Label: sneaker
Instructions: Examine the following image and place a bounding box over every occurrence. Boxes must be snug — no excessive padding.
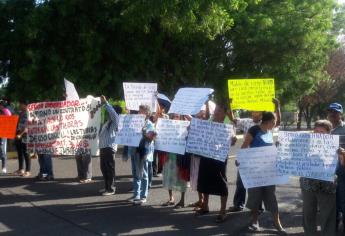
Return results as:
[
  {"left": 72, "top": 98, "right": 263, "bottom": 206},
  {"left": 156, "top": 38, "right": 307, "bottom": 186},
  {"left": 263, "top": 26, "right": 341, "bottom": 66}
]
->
[
  {"left": 133, "top": 198, "right": 145, "bottom": 205},
  {"left": 140, "top": 198, "right": 147, "bottom": 204},
  {"left": 98, "top": 189, "right": 106, "bottom": 193},
  {"left": 2, "top": 168, "right": 6, "bottom": 174},
  {"left": 228, "top": 206, "right": 243, "bottom": 212},
  {"left": 102, "top": 190, "right": 115, "bottom": 196}
]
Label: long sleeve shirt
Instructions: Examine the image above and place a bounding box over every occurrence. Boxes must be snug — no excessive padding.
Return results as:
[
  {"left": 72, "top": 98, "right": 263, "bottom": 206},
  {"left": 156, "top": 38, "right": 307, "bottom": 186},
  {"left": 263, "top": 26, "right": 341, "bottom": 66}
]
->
[{"left": 99, "top": 102, "right": 120, "bottom": 151}]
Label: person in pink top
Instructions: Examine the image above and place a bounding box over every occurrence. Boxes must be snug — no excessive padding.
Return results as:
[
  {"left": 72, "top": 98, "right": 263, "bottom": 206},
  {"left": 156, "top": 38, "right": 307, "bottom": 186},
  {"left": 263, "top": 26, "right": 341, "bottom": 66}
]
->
[{"left": 0, "top": 100, "right": 12, "bottom": 173}]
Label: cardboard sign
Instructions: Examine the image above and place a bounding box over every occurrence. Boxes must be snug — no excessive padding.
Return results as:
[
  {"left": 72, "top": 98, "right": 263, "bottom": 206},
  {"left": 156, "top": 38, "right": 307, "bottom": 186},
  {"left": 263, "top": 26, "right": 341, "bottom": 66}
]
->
[
  {"left": 228, "top": 79, "right": 275, "bottom": 111},
  {"left": 123, "top": 82, "right": 157, "bottom": 111},
  {"left": 114, "top": 114, "right": 146, "bottom": 147},
  {"left": 0, "top": 115, "right": 19, "bottom": 139},
  {"left": 26, "top": 96, "right": 101, "bottom": 156}
]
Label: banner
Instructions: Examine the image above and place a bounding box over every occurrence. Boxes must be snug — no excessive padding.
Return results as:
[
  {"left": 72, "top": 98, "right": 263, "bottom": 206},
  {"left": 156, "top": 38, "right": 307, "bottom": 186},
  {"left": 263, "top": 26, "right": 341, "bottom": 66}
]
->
[
  {"left": 277, "top": 131, "right": 339, "bottom": 181},
  {"left": 155, "top": 118, "right": 190, "bottom": 155},
  {"left": 168, "top": 88, "right": 214, "bottom": 115},
  {"left": 237, "top": 146, "right": 289, "bottom": 188},
  {"left": 186, "top": 118, "right": 233, "bottom": 162},
  {"left": 0, "top": 115, "right": 19, "bottom": 139},
  {"left": 26, "top": 96, "right": 101, "bottom": 156},
  {"left": 114, "top": 114, "right": 146, "bottom": 147},
  {"left": 64, "top": 78, "right": 79, "bottom": 100},
  {"left": 123, "top": 82, "right": 157, "bottom": 111},
  {"left": 228, "top": 78, "right": 275, "bottom": 111}
]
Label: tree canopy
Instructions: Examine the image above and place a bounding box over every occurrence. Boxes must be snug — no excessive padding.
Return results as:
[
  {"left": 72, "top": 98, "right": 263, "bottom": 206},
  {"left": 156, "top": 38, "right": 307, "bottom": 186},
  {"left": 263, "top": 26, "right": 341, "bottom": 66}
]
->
[{"left": 0, "top": 0, "right": 343, "bottom": 107}]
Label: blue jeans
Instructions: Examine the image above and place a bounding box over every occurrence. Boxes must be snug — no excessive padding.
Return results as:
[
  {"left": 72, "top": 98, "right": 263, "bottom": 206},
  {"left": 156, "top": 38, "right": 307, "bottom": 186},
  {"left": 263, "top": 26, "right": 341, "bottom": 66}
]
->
[
  {"left": 38, "top": 154, "right": 53, "bottom": 176},
  {"left": 130, "top": 149, "right": 149, "bottom": 199},
  {"left": 0, "top": 138, "right": 7, "bottom": 169}
]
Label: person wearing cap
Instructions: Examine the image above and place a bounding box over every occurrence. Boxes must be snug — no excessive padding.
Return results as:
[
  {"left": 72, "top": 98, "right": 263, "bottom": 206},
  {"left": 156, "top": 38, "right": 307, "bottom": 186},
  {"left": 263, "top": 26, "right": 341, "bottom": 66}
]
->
[
  {"left": 98, "top": 95, "right": 121, "bottom": 196},
  {"left": 0, "top": 100, "right": 11, "bottom": 173},
  {"left": 327, "top": 102, "right": 345, "bottom": 232},
  {"left": 14, "top": 100, "right": 31, "bottom": 177}
]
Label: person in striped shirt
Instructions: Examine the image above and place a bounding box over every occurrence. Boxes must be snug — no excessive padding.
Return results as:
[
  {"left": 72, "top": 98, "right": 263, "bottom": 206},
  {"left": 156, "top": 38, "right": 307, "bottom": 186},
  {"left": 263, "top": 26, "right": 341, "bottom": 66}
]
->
[{"left": 99, "top": 95, "right": 122, "bottom": 196}]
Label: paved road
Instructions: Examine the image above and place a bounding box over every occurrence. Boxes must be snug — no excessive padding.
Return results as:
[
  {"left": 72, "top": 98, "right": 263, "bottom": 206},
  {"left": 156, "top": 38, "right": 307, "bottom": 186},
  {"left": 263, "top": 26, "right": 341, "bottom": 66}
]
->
[{"left": 0, "top": 141, "right": 335, "bottom": 236}]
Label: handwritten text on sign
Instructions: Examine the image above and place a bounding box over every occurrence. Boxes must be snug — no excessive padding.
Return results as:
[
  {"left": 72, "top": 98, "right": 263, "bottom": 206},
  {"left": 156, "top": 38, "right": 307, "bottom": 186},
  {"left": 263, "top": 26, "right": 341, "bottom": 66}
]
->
[
  {"left": 186, "top": 118, "right": 233, "bottom": 162},
  {"left": 123, "top": 82, "right": 157, "bottom": 111},
  {"left": 168, "top": 88, "right": 214, "bottom": 115},
  {"left": 277, "top": 131, "right": 339, "bottom": 181},
  {"left": 155, "top": 118, "right": 190, "bottom": 155},
  {"left": 27, "top": 96, "right": 101, "bottom": 156},
  {"left": 114, "top": 114, "right": 146, "bottom": 147},
  {"left": 0, "top": 115, "right": 19, "bottom": 139},
  {"left": 237, "top": 146, "right": 289, "bottom": 188},
  {"left": 228, "top": 79, "right": 275, "bottom": 111}
]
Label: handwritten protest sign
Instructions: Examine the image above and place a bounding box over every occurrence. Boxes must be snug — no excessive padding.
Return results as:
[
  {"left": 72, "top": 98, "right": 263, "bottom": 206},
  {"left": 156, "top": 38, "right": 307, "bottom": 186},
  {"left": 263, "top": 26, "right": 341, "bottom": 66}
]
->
[
  {"left": 155, "top": 118, "right": 190, "bottom": 154},
  {"left": 237, "top": 146, "right": 289, "bottom": 188},
  {"left": 168, "top": 88, "right": 214, "bottom": 115},
  {"left": 123, "top": 82, "right": 157, "bottom": 111},
  {"left": 186, "top": 118, "right": 233, "bottom": 162},
  {"left": 228, "top": 78, "right": 275, "bottom": 111},
  {"left": 277, "top": 131, "right": 339, "bottom": 181},
  {"left": 0, "top": 115, "right": 19, "bottom": 139},
  {"left": 26, "top": 96, "right": 101, "bottom": 156},
  {"left": 64, "top": 78, "right": 79, "bottom": 100},
  {"left": 114, "top": 114, "right": 146, "bottom": 147}
]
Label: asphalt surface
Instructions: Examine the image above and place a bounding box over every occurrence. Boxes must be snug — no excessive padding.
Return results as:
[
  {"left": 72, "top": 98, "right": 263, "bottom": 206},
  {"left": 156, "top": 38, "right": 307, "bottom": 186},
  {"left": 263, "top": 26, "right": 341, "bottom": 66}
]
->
[{"left": 0, "top": 139, "right": 339, "bottom": 236}]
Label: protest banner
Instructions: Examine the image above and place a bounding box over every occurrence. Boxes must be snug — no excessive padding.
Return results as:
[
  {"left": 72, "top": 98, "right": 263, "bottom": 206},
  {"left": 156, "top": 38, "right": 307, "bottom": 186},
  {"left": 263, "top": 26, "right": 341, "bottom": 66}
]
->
[
  {"left": 123, "top": 82, "right": 157, "bottom": 111},
  {"left": 228, "top": 78, "right": 275, "bottom": 111},
  {"left": 64, "top": 78, "right": 79, "bottom": 100},
  {"left": 237, "top": 146, "right": 289, "bottom": 188},
  {"left": 114, "top": 114, "right": 146, "bottom": 147},
  {"left": 168, "top": 88, "right": 214, "bottom": 115},
  {"left": 186, "top": 118, "right": 233, "bottom": 162},
  {"left": 0, "top": 115, "right": 19, "bottom": 139},
  {"left": 277, "top": 131, "right": 339, "bottom": 181},
  {"left": 155, "top": 118, "right": 190, "bottom": 154},
  {"left": 26, "top": 96, "right": 101, "bottom": 156}
]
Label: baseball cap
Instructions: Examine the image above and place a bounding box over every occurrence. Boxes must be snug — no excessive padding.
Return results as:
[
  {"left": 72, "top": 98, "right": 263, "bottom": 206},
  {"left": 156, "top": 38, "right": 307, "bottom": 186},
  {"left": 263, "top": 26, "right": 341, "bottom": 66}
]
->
[{"left": 327, "top": 103, "right": 343, "bottom": 113}]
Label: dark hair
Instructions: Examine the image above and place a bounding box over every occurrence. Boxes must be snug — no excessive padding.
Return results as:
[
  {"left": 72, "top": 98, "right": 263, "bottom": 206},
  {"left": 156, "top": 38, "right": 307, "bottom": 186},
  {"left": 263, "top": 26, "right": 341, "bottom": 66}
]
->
[
  {"left": 261, "top": 111, "right": 275, "bottom": 123},
  {"left": 314, "top": 119, "right": 332, "bottom": 132},
  {"left": 113, "top": 105, "right": 122, "bottom": 114},
  {"left": 215, "top": 102, "right": 228, "bottom": 113}
]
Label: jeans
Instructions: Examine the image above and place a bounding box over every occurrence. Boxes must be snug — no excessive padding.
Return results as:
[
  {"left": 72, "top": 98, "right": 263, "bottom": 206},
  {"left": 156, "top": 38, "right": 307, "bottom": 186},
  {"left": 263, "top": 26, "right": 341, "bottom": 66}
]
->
[
  {"left": 15, "top": 138, "right": 30, "bottom": 172},
  {"left": 130, "top": 149, "right": 149, "bottom": 199},
  {"left": 233, "top": 171, "right": 246, "bottom": 209},
  {"left": 38, "top": 154, "right": 53, "bottom": 176},
  {"left": 148, "top": 161, "right": 153, "bottom": 188},
  {"left": 100, "top": 148, "right": 115, "bottom": 192},
  {"left": 0, "top": 138, "right": 7, "bottom": 169},
  {"left": 75, "top": 154, "right": 92, "bottom": 180}
]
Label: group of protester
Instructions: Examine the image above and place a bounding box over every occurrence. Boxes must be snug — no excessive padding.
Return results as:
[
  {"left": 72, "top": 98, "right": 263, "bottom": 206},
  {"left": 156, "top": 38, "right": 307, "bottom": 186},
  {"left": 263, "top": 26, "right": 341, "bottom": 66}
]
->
[{"left": 2, "top": 93, "right": 345, "bottom": 236}]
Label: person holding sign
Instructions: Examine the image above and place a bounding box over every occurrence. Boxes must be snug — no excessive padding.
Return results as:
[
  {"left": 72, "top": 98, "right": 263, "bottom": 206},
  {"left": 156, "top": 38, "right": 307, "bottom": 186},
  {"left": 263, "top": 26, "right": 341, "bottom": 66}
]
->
[
  {"left": 228, "top": 98, "right": 281, "bottom": 213},
  {"left": 326, "top": 102, "right": 345, "bottom": 232},
  {"left": 98, "top": 95, "right": 121, "bottom": 196},
  {"left": 196, "top": 102, "right": 237, "bottom": 223},
  {"left": 0, "top": 100, "right": 12, "bottom": 173},
  {"left": 132, "top": 105, "right": 156, "bottom": 205},
  {"left": 14, "top": 100, "right": 31, "bottom": 177},
  {"left": 241, "top": 111, "right": 285, "bottom": 233},
  {"left": 300, "top": 120, "right": 339, "bottom": 236}
]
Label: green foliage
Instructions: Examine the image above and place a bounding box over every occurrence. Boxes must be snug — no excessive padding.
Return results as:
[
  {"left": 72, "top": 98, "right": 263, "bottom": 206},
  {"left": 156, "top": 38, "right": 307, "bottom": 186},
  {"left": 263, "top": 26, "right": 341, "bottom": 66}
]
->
[{"left": 0, "top": 0, "right": 343, "bottom": 109}]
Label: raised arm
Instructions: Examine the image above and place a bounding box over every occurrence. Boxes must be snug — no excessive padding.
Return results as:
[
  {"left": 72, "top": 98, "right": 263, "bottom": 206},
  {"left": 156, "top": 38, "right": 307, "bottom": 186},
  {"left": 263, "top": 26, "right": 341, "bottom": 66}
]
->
[
  {"left": 226, "top": 98, "right": 238, "bottom": 124},
  {"left": 101, "top": 95, "right": 119, "bottom": 126},
  {"left": 273, "top": 98, "right": 281, "bottom": 127}
]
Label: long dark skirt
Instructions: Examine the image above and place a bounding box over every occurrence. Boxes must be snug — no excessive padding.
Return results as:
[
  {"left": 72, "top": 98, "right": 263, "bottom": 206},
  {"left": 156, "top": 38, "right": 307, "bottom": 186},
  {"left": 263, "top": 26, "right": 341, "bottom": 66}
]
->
[{"left": 197, "top": 157, "right": 228, "bottom": 196}]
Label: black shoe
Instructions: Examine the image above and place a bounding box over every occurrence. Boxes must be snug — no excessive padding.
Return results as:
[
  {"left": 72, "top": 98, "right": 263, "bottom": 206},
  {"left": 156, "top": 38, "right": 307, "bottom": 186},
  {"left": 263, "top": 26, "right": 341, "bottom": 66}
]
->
[{"left": 228, "top": 206, "right": 243, "bottom": 212}]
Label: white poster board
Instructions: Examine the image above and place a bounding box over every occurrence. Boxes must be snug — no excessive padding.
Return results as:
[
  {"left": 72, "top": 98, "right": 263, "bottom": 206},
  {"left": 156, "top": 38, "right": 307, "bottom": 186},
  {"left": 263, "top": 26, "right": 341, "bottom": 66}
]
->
[
  {"left": 27, "top": 96, "right": 101, "bottom": 156},
  {"left": 123, "top": 82, "right": 157, "bottom": 111},
  {"left": 155, "top": 118, "right": 190, "bottom": 155},
  {"left": 186, "top": 118, "right": 233, "bottom": 162},
  {"left": 237, "top": 146, "right": 289, "bottom": 188},
  {"left": 168, "top": 88, "right": 214, "bottom": 115},
  {"left": 277, "top": 131, "right": 339, "bottom": 181},
  {"left": 64, "top": 78, "right": 79, "bottom": 100},
  {"left": 114, "top": 114, "right": 146, "bottom": 147}
]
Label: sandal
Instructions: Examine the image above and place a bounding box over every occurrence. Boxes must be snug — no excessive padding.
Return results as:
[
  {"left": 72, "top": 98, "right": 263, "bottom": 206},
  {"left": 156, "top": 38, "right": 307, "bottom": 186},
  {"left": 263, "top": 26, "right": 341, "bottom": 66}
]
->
[
  {"left": 195, "top": 208, "right": 209, "bottom": 216},
  {"left": 215, "top": 213, "right": 227, "bottom": 223},
  {"left": 162, "top": 201, "right": 175, "bottom": 206},
  {"left": 174, "top": 202, "right": 185, "bottom": 209},
  {"left": 188, "top": 201, "right": 201, "bottom": 208}
]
